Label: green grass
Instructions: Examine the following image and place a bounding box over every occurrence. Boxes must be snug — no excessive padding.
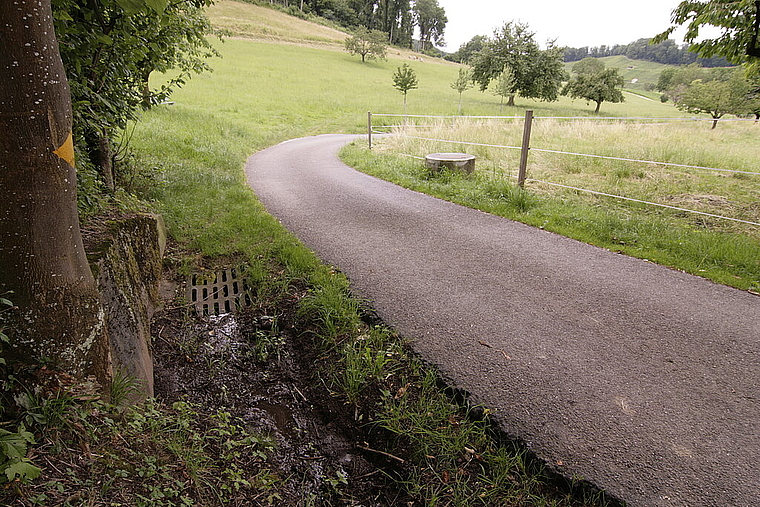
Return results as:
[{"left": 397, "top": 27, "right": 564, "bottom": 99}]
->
[
  {"left": 113, "top": 7, "right": 754, "bottom": 503},
  {"left": 207, "top": 0, "right": 348, "bottom": 46},
  {"left": 340, "top": 138, "right": 760, "bottom": 291},
  {"left": 3, "top": 384, "right": 278, "bottom": 505}
]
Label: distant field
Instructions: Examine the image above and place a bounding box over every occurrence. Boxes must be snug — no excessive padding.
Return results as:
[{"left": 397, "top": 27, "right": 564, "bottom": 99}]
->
[
  {"left": 136, "top": 4, "right": 758, "bottom": 289},
  {"left": 207, "top": 0, "right": 347, "bottom": 46},
  {"left": 564, "top": 55, "right": 677, "bottom": 91}
]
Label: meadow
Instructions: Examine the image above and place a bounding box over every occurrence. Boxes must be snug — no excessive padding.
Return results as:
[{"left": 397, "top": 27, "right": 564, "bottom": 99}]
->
[
  {"left": 119, "top": 1, "right": 758, "bottom": 503},
  {"left": 347, "top": 116, "right": 760, "bottom": 290},
  {"left": 134, "top": 31, "right": 719, "bottom": 266}
]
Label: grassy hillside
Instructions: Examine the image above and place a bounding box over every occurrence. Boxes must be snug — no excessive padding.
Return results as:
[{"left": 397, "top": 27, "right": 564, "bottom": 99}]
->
[
  {"left": 599, "top": 55, "right": 670, "bottom": 89},
  {"left": 564, "top": 55, "right": 677, "bottom": 91},
  {"left": 159, "top": 37, "right": 684, "bottom": 139},
  {"left": 207, "top": 0, "right": 347, "bottom": 47},
  {"left": 206, "top": 0, "right": 435, "bottom": 63}
]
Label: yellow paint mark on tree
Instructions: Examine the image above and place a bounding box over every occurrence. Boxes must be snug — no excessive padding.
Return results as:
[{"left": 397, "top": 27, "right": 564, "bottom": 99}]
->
[{"left": 53, "top": 132, "right": 75, "bottom": 167}]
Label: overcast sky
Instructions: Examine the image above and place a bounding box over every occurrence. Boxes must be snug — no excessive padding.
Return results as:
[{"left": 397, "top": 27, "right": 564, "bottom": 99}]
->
[{"left": 436, "top": 0, "right": 687, "bottom": 51}]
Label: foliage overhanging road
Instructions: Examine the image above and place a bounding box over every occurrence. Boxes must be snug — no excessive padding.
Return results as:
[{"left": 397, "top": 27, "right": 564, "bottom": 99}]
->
[{"left": 245, "top": 134, "right": 759, "bottom": 507}]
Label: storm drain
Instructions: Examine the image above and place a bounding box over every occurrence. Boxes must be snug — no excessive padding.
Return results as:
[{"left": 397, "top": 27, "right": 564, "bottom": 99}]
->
[{"left": 186, "top": 266, "right": 252, "bottom": 316}]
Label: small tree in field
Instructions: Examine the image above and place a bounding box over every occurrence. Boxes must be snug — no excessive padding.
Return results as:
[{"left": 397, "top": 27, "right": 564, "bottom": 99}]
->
[
  {"left": 393, "top": 63, "right": 418, "bottom": 113},
  {"left": 492, "top": 65, "right": 516, "bottom": 112},
  {"left": 676, "top": 72, "right": 752, "bottom": 128},
  {"left": 562, "top": 66, "right": 625, "bottom": 113},
  {"left": 451, "top": 68, "right": 472, "bottom": 115},
  {"left": 345, "top": 27, "right": 388, "bottom": 63}
]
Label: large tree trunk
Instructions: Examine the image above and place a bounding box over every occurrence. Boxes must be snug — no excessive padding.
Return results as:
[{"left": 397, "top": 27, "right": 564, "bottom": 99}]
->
[
  {"left": 0, "top": 0, "right": 111, "bottom": 384},
  {"left": 507, "top": 94, "right": 515, "bottom": 107}
]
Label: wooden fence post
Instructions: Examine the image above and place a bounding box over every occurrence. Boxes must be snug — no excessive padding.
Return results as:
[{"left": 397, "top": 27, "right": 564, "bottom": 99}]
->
[
  {"left": 368, "top": 111, "right": 373, "bottom": 150},
  {"left": 518, "top": 110, "right": 533, "bottom": 188}
]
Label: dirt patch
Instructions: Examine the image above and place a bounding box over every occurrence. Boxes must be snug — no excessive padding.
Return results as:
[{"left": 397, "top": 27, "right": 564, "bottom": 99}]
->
[{"left": 151, "top": 276, "right": 407, "bottom": 505}]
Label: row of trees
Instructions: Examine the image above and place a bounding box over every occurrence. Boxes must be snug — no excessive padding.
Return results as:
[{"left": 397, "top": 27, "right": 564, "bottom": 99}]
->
[
  {"left": 380, "top": 22, "right": 626, "bottom": 114},
  {"left": 280, "top": 0, "right": 447, "bottom": 49},
  {"left": 378, "top": 22, "right": 625, "bottom": 115},
  {"left": 563, "top": 38, "right": 731, "bottom": 67}
]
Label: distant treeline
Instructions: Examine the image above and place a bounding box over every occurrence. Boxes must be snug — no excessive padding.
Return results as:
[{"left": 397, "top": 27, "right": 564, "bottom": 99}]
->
[
  {"left": 563, "top": 38, "right": 732, "bottom": 67},
  {"left": 251, "top": 0, "right": 447, "bottom": 50}
]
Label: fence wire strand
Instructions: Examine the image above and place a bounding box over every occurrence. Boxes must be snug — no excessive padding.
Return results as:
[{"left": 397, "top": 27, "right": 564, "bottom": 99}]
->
[
  {"left": 530, "top": 147, "right": 760, "bottom": 176},
  {"left": 379, "top": 130, "right": 760, "bottom": 177},
  {"left": 368, "top": 113, "right": 759, "bottom": 227},
  {"left": 524, "top": 179, "right": 760, "bottom": 227},
  {"left": 401, "top": 134, "right": 523, "bottom": 151},
  {"left": 373, "top": 112, "right": 760, "bottom": 123}
]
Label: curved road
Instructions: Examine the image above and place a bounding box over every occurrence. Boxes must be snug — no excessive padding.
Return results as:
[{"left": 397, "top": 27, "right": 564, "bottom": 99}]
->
[{"left": 245, "top": 134, "right": 759, "bottom": 507}]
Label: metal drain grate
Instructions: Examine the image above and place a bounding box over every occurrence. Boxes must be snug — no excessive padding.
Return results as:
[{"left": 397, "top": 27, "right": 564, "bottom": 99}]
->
[{"left": 187, "top": 267, "right": 251, "bottom": 316}]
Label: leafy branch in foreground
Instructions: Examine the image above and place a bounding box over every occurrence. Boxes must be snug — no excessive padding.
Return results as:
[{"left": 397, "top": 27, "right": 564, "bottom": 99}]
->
[
  {"left": 52, "top": 0, "right": 224, "bottom": 192},
  {"left": 655, "top": 0, "right": 760, "bottom": 77}
]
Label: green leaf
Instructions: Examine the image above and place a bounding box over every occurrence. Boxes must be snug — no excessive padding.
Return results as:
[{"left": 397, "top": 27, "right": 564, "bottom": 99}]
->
[
  {"left": 4, "top": 459, "right": 42, "bottom": 483},
  {"left": 114, "top": 0, "right": 146, "bottom": 14},
  {"left": 96, "top": 34, "right": 114, "bottom": 45},
  {"left": 145, "top": 0, "right": 168, "bottom": 14}
]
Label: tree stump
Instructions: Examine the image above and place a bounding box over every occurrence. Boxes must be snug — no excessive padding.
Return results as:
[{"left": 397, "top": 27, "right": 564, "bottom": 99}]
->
[{"left": 425, "top": 152, "right": 476, "bottom": 174}]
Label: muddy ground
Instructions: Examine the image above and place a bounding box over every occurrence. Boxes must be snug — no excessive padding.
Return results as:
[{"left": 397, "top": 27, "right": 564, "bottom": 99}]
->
[{"left": 151, "top": 280, "right": 409, "bottom": 506}]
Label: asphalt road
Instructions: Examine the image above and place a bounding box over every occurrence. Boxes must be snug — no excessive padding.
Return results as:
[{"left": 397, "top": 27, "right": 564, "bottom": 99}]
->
[{"left": 245, "top": 134, "right": 760, "bottom": 507}]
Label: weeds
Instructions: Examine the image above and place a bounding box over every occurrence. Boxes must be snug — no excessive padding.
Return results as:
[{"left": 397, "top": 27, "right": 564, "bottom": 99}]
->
[
  {"left": 301, "top": 292, "right": 614, "bottom": 506},
  {"left": 483, "top": 179, "right": 538, "bottom": 212},
  {"left": 106, "top": 21, "right": 634, "bottom": 505},
  {"left": 109, "top": 368, "right": 141, "bottom": 406}
]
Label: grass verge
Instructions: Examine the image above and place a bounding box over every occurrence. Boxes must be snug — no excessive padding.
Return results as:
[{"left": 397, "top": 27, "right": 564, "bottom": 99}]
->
[
  {"left": 2, "top": 36, "right": 620, "bottom": 507},
  {"left": 340, "top": 138, "right": 760, "bottom": 292},
  {"left": 0, "top": 364, "right": 280, "bottom": 506}
]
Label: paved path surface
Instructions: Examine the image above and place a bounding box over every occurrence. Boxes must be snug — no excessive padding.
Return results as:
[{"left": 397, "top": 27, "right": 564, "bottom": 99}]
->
[{"left": 245, "top": 134, "right": 760, "bottom": 507}]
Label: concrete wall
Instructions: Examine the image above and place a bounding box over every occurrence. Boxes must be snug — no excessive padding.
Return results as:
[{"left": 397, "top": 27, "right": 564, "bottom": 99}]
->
[{"left": 88, "top": 214, "right": 166, "bottom": 398}]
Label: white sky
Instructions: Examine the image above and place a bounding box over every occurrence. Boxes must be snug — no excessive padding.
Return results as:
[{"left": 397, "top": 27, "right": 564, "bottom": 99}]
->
[{"left": 436, "top": 0, "right": 687, "bottom": 51}]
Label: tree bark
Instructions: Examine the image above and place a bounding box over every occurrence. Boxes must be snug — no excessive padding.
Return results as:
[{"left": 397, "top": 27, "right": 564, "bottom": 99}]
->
[
  {"left": 0, "top": 0, "right": 111, "bottom": 383},
  {"left": 595, "top": 101, "right": 601, "bottom": 113},
  {"left": 507, "top": 94, "right": 515, "bottom": 107}
]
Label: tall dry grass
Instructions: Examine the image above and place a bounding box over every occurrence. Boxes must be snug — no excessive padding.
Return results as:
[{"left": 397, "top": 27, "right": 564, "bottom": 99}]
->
[{"left": 374, "top": 117, "right": 760, "bottom": 227}]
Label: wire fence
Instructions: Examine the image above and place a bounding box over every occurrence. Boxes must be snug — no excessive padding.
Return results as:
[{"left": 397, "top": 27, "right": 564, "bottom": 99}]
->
[{"left": 366, "top": 111, "right": 760, "bottom": 227}]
